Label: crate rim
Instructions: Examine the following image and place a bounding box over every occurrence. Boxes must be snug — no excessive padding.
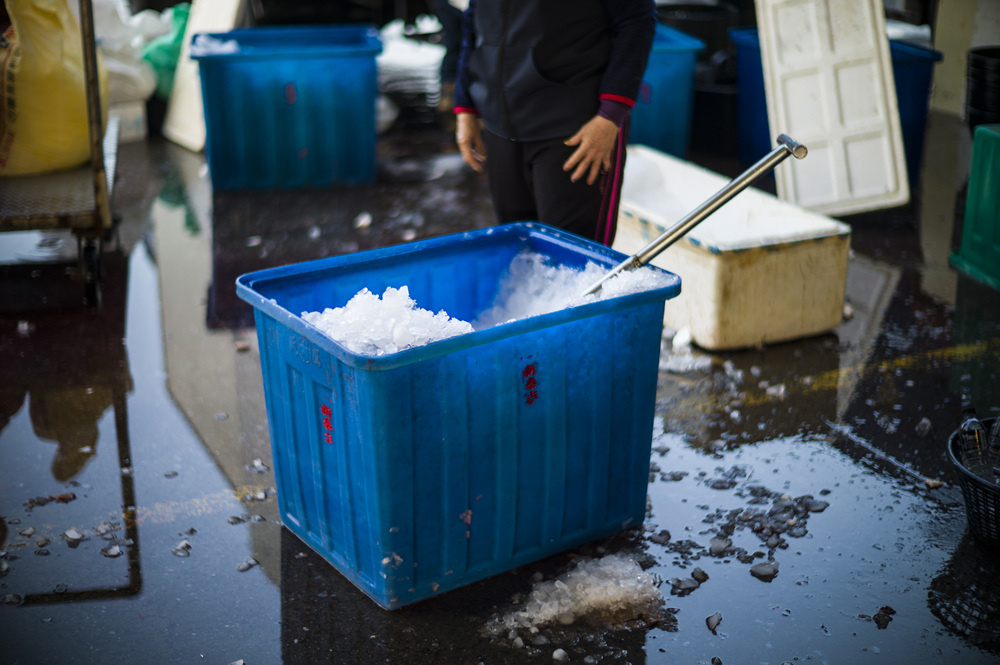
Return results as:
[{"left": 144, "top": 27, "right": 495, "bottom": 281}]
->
[
  {"left": 190, "top": 23, "right": 383, "bottom": 61},
  {"left": 651, "top": 22, "right": 706, "bottom": 53},
  {"left": 236, "top": 222, "right": 681, "bottom": 371}
]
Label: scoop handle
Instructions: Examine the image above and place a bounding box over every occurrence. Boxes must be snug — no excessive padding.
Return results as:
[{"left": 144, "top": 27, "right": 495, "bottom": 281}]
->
[{"left": 580, "top": 134, "right": 808, "bottom": 297}]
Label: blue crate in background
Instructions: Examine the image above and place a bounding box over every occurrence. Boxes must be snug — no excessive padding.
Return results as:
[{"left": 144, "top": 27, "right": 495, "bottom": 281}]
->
[
  {"left": 730, "top": 28, "right": 943, "bottom": 181},
  {"left": 191, "top": 25, "right": 382, "bottom": 190},
  {"left": 629, "top": 23, "right": 705, "bottom": 158},
  {"left": 236, "top": 223, "right": 681, "bottom": 609}
]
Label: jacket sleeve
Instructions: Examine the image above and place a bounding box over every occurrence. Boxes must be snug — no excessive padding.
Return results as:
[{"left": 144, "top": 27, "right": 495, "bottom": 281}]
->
[
  {"left": 598, "top": 0, "right": 656, "bottom": 108},
  {"left": 452, "top": 0, "right": 478, "bottom": 113}
]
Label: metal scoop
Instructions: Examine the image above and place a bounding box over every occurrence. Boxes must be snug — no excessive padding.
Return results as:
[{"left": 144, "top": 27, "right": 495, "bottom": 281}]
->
[{"left": 580, "top": 134, "right": 808, "bottom": 297}]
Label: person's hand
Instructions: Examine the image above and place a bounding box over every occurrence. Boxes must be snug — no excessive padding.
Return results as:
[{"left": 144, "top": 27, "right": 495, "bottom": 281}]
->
[
  {"left": 456, "top": 113, "right": 486, "bottom": 173},
  {"left": 563, "top": 115, "right": 618, "bottom": 185}
]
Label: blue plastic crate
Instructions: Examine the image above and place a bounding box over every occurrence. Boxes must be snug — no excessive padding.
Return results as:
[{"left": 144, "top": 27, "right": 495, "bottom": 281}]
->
[
  {"left": 191, "top": 25, "right": 382, "bottom": 190},
  {"left": 730, "top": 28, "right": 942, "bottom": 179},
  {"left": 629, "top": 23, "right": 704, "bottom": 157},
  {"left": 236, "top": 223, "right": 681, "bottom": 609}
]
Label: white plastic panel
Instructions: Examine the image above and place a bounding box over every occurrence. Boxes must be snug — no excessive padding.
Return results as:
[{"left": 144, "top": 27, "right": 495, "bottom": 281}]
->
[{"left": 756, "top": 0, "right": 909, "bottom": 215}]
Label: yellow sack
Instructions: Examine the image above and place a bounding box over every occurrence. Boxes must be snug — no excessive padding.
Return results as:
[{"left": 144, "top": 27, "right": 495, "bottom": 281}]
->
[{"left": 1, "top": 0, "right": 109, "bottom": 176}]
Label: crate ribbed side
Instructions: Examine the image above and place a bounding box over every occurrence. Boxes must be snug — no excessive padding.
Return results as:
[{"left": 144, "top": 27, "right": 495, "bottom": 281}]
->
[{"left": 254, "top": 301, "right": 663, "bottom": 609}]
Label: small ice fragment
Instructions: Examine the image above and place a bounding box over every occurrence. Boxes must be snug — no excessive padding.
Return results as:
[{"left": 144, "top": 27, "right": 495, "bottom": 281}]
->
[
  {"left": 101, "top": 544, "right": 123, "bottom": 558},
  {"left": 353, "top": 211, "right": 373, "bottom": 228},
  {"left": 672, "top": 327, "right": 693, "bottom": 348},
  {"left": 709, "top": 537, "right": 732, "bottom": 556},
  {"left": 750, "top": 561, "right": 779, "bottom": 582},
  {"left": 246, "top": 235, "right": 262, "bottom": 247},
  {"left": 248, "top": 458, "right": 269, "bottom": 473},
  {"left": 553, "top": 648, "right": 569, "bottom": 661},
  {"left": 766, "top": 384, "right": 787, "bottom": 399},
  {"left": 63, "top": 528, "right": 84, "bottom": 542},
  {"left": 172, "top": 539, "right": 192, "bottom": 557},
  {"left": 706, "top": 611, "right": 722, "bottom": 634},
  {"left": 401, "top": 229, "right": 417, "bottom": 241},
  {"left": 190, "top": 34, "right": 239, "bottom": 56},
  {"left": 19, "top": 527, "right": 35, "bottom": 538},
  {"left": 17, "top": 320, "right": 34, "bottom": 337},
  {"left": 237, "top": 557, "right": 259, "bottom": 572},
  {"left": 308, "top": 226, "right": 321, "bottom": 240}
]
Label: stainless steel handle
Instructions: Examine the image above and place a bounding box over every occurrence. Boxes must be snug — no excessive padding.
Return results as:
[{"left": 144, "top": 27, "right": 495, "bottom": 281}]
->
[{"left": 580, "top": 134, "right": 808, "bottom": 297}]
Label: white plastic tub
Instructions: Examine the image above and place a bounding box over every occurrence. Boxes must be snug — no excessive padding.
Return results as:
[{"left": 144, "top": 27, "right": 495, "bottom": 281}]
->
[{"left": 614, "top": 145, "right": 851, "bottom": 351}]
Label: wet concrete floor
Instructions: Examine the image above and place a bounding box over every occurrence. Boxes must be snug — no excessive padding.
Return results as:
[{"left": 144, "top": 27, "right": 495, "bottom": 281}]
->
[{"left": 2, "top": 108, "right": 1000, "bottom": 664}]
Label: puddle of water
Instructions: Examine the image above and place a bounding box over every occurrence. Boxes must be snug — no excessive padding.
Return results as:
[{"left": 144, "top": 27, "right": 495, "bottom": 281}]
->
[
  {"left": 1, "top": 245, "right": 281, "bottom": 665},
  {"left": 641, "top": 417, "right": 998, "bottom": 664}
]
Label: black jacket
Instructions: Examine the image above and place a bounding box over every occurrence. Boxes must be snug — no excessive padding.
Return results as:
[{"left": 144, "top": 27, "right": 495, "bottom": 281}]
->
[{"left": 454, "top": 0, "right": 656, "bottom": 141}]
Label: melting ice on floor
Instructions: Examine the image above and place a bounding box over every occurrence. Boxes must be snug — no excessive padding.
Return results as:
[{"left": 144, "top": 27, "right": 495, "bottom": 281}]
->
[
  {"left": 488, "top": 552, "right": 664, "bottom": 635},
  {"left": 302, "top": 250, "right": 673, "bottom": 355}
]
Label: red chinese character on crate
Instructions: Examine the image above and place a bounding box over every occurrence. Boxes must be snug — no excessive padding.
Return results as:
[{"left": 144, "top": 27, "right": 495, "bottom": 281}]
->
[
  {"left": 320, "top": 404, "right": 334, "bottom": 444},
  {"left": 522, "top": 362, "right": 538, "bottom": 404}
]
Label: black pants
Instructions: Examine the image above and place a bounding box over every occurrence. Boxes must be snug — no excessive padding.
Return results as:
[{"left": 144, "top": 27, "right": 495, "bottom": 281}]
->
[{"left": 482, "top": 118, "right": 630, "bottom": 246}]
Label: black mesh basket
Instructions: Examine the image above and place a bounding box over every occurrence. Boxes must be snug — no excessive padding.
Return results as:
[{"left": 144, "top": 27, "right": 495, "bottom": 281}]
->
[{"left": 948, "top": 418, "right": 1000, "bottom": 549}]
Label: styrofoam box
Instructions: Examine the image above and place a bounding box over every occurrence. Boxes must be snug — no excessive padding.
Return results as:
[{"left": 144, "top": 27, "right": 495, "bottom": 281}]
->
[
  {"left": 614, "top": 145, "right": 851, "bottom": 351},
  {"left": 236, "top": 223, "right": 681, "bottom": 609}
]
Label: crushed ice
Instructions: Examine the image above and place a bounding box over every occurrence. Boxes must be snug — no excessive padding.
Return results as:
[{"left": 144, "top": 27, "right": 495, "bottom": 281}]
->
[
  {"left": 487, "top": 552, "right": 663, "bottom": 636},
  {"left": 303, "top": 251, "right": 673, "bottom": 356},
  {"left": 473, "top": 251, "right": 671, "bottom": 328},
  {"left": 303, "top": 285, "right": 474, "bottom": 356}
]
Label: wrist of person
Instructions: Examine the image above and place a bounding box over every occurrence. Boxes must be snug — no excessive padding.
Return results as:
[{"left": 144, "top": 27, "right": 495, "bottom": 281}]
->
[{"left": 596, "top": 99, "right": 630, "bottom": 128}]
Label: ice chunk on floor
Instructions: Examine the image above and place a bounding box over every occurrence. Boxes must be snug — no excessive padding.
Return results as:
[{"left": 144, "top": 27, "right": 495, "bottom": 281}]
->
[
  {"left": 302, "top": 285, "right": 474, "bottom": 356},
  {"left": 488, "top": 553, "right": 663, "bottom": 634}
]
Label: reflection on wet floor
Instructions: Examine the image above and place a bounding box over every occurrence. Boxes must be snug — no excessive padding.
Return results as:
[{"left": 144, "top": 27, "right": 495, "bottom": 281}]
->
[{"left": 2, "top": 110, "right": 1000, "bottom": 663}]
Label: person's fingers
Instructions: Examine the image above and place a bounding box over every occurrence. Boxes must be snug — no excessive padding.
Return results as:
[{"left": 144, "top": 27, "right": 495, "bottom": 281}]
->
[
  {"left": 460, "top": 142, "right": 486, "bottom": 172},
  {"left": 456, "top": 114, "right": 486, "bottom": 172},
  {"left": 563, "top": 116, "right": 617, "bottom": 183},
  {"left": 562, "top": 132, "right": 584, "bottom": 173}
]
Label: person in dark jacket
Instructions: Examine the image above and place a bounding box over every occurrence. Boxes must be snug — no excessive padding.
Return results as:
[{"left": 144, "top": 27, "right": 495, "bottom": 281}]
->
[{"left": 453, "top": 0, "right": 656, "bottom": 246}]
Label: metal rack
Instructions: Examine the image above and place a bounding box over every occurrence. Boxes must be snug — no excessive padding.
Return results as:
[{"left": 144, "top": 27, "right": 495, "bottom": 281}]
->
[{"left": 0, "top": 0, "right": 119, "bottom": 304}]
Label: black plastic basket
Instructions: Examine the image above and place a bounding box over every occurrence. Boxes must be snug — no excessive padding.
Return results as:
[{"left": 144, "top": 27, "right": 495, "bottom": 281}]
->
[{"left": 948, "top": 418, "right": 1000, "bottom": 549}]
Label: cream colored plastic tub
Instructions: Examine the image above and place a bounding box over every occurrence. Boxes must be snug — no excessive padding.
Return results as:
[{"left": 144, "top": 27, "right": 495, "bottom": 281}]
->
[{"left": 615, "top": 145, "right": 851, "bottom": 351}]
